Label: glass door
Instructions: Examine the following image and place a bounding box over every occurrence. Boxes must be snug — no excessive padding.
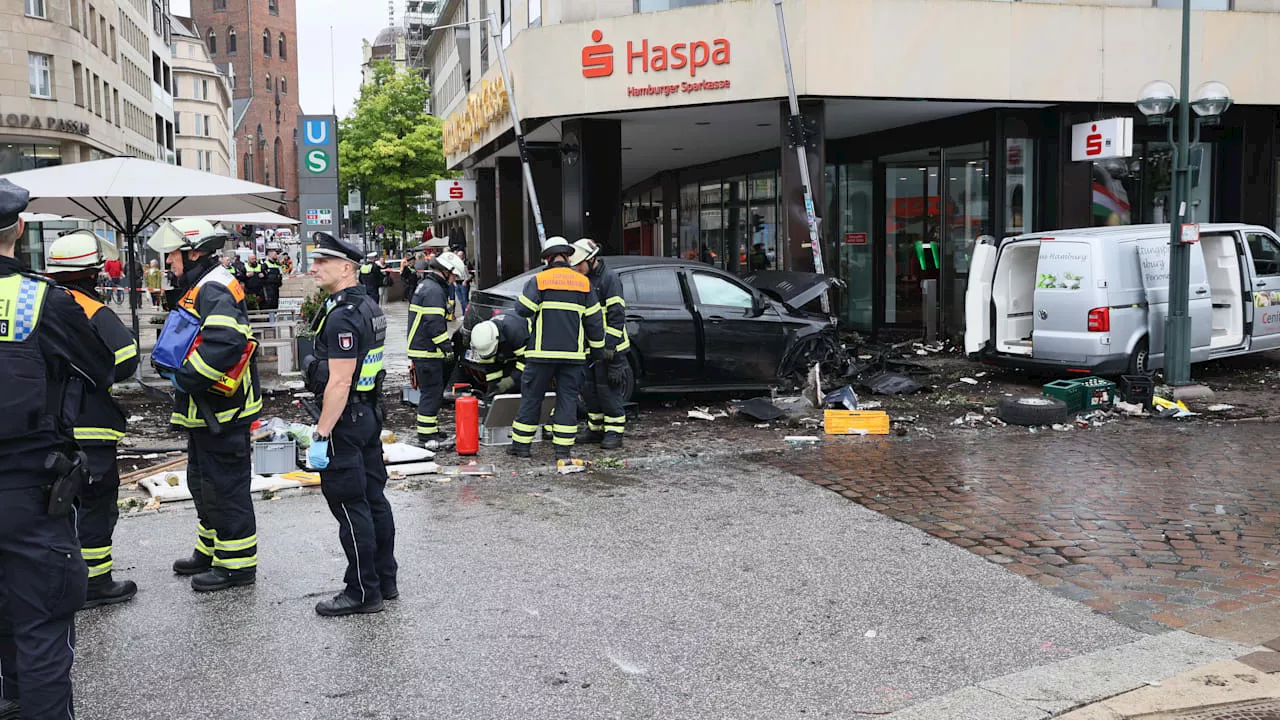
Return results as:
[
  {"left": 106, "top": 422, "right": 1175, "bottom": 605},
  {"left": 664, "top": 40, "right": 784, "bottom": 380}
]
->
[
  {"left": 941, "top": 143, "right": 990, "bottom": 338},
  {"left": 883, "top": 150, "right": 940, "bottom": 327}
]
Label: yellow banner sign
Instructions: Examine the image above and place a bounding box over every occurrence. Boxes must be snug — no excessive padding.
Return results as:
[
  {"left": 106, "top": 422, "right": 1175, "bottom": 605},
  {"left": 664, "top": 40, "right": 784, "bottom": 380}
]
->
[{"left": 442, "top": 76, "right": 509, "bottom": 156}]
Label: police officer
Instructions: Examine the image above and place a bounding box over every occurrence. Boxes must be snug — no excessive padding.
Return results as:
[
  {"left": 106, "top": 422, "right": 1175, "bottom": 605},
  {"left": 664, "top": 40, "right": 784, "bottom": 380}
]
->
[
  {"left": 42, "top": 230, "right": 142, "bottom": 609},
  {"left": 466, "top": 313, "right": 530, "bottom": 400},
  {"left": 407, "top": 250, "right": 468, "bottom": 450},
  {"left": 303, "top": 233, "right": 397, "bottom": 617},
  {"left": 510, "top": 236, "right": 606, "bottom": 460},
  {"left": 262, "top": 248, "right": 285, "bottom": 311},
  {"left": 148, "top": 218, "right": 262, "bottom": 593},
  {"left": 359, "top": 252, "right": 384, "bottom": 304},
  {"left": 241, "top": 253, "right": 267, "bottom": 308},
  {"left": 571, "top": 238, "right": 632, "bottom": 451},
  {"left": 0, "top": 179, "right": 113, "bottom": 720}
]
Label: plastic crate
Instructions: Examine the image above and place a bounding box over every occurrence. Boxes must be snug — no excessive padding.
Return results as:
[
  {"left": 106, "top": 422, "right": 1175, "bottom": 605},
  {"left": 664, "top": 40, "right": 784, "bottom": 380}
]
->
[
  {"left": 1042, "top": 379, "right": 1085, "bottom": 412},
  {"left": 253, "top": 440, "right": 297, "bottom": 475},
  {"left": 1118, "top": 374, "right": 1154, "bottom": 406},
  {"left": 1080, "top": 377, "right": 1116, "bottom": 410},
  {"left": 823, "top": 410, "right": 890, "bottom": 435}
]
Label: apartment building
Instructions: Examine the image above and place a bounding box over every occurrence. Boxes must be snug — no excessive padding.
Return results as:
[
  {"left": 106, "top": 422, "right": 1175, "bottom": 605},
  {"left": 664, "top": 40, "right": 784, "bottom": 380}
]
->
[
  {"left": 171, "top": 15, "right": 235, "bottom": 176},
  {"left": 430, "top": 0, "right": 1280, "bottom": 337}
]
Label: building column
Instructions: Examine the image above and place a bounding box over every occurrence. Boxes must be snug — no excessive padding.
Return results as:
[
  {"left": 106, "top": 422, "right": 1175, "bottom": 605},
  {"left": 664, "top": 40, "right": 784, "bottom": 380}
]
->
[
  {"left": 662, "top": 172, "right": 680, "bottom": 258},
  {"left": 561, "top": 119, "right": 623, "bottom": 252},
  {"left": 496, "top": 157, "right": 525, "bottom": 281},
  {"left": 779, "top": 99, "right": 826, "bottom": 272},
  {"left": 526, "top": 150, "right": 562, "bottom": 265},
  {"left": 475, "top": 167, "right": 498, "bottom": 288}
]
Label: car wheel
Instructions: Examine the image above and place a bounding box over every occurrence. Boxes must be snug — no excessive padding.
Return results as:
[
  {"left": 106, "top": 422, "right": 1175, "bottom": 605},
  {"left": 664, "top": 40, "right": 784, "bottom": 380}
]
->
[
  {"left": 617, "top": 357, "right": 636, "bottom": 403},
  {"left": 1127, "top": 338, "right": 1152, "bottom": 376},
  {"left": 997, "top": 396, "right": 1070, "bottom": 427}
]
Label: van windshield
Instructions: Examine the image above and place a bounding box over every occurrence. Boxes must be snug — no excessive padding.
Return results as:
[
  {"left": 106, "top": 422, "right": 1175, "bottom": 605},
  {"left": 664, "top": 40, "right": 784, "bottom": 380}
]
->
[{"left": 1036, "top": 242, "right": 1091, "bottom": 292}]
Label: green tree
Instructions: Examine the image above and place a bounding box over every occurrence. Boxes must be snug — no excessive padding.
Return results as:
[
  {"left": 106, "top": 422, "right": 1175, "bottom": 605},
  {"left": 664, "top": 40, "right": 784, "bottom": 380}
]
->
[{"left": 339, "top": 60, "right": 447, "bottom": 242}]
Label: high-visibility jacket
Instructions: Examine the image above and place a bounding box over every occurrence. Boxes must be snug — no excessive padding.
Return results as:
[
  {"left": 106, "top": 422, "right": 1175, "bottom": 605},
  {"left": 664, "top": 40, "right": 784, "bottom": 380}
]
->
[
  {"left": 168, "top": 264, "right": 262, "bottom": 430},
  {"left": 407, "top": 272, "right": 450, "bottom": 360},
  {"left": 515, "top": 260, "right": 605, "bottom": 363},
  {"left": 468, "top": 312, "right": 529, "bottom": 384},
  {"left": 67, "top": 287, "right": 139, "bottom": 445},
  {"left": 587, "top": 260, "right": 630, "bottom": 354},
  {"left": 263, "top": 260, "right": 284, "bottom": 288}
]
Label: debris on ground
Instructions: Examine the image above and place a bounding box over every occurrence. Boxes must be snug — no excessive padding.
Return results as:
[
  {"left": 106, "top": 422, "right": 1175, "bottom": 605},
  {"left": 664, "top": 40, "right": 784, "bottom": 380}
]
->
[
  {"left": 1114, "top": 401, "right": 1146, "bottom": 416},
  {"left": 862, "top": 372, "right": 925, "bottom": 396},
  {"left": 556, "top": 459, "right": 589, "bottom": 474},
  {"left": 1206, "top": 403, "right": 1235, "bottom": 412},
  {"left": 688, "top": 407, "right": 728, "bottom": 421},
  {"left": 959, "top": 377, "right": 979, "bottom": 385},
  {"left": 822, "top": 385, "right": 860, "bottom": 411},
  {"left": 733, "top": 397, "right": 786, "bottom": 422},
  {"left": 784, "top": 435, "right": 821, "bottom": 446}
]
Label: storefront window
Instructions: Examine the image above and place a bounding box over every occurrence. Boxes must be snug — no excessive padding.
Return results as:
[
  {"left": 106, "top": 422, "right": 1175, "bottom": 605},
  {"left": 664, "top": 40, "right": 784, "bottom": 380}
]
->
[
  {"left": 1142, "top": 143, "right": 1213, "bottom": 225},
  {"left": 1091, "top": 157, "right": 1138, "bottom": 227},
  {"left": 837, "top": 162, "right": 873, "bottom": 330},
  {"left": 747, "top": 172, "right": 778, "bottom": 275},
  {"left": 1005, "top": 138, "right": 1034, "bottom": 236},
  {"left": 698, "top": 181, "right": 723, "bottom": 268},
  {"left": 679, "top": 182, "right": 698, "bottom": 261},
  {"left": 0, "top": 143, "right": 62, "bottom": 175}
]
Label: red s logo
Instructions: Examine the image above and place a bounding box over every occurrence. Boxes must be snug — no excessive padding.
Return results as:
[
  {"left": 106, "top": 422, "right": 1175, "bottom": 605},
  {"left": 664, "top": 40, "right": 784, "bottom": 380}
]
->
[
  {"left": 582, "top": 30, "right": 614, "bottom": 78},
  {"left": 1085, "top": 125, "right": 1103, "bottom": 157},
  {"left": 449, "top": 184, "right": 464, "bottom": 200}
]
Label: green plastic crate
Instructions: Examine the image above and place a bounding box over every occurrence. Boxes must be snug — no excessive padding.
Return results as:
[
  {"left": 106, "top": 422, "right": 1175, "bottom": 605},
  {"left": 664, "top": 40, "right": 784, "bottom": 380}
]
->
[
  {"left": 1042, "top": 379, "right": 1085, "bottom": 412},
  {"left": 1080, "top": 377, "right": 1116, "bottom": 410}
]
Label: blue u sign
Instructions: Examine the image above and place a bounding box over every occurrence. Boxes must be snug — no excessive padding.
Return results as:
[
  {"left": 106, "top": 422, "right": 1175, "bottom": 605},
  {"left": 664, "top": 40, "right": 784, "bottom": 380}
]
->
[{"left": 304, "top": 119, "right": 330, "bottom": 146}]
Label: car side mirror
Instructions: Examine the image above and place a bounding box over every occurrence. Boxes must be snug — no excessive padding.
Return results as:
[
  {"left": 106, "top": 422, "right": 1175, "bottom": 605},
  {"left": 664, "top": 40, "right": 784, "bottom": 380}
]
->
[{"left": 751, "top": 294, "right": 768, "bottom": 317}]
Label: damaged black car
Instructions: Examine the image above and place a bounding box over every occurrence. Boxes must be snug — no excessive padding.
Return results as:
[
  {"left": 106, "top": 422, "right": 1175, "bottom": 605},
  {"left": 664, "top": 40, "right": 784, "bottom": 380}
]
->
[{"left": 459, "top": 257, "right": 844, "bottom": 400}]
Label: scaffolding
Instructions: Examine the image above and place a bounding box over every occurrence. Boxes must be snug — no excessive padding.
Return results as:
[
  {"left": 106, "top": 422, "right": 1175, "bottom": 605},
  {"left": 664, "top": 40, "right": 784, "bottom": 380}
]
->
[{"left": 403, "top": 0, "right": 441, "bottom": 81}]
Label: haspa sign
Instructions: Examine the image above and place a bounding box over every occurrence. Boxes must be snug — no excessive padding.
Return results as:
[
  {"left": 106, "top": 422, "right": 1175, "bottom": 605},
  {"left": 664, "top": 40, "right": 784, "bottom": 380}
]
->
[
  {"left": 1070, "top": 118, "right": 1133, "bottom": 162},
  {"left": 582, "top": 29, "right": 732, "bottom": 97}
]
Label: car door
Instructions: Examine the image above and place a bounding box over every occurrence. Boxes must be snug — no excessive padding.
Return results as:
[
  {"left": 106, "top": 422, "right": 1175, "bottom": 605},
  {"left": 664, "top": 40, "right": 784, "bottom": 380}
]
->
[
  {"left": 688, "top": 270, "right": 788, "bottom": 384},
  {"left": 1244, "top": 230, "right": 1280, "bottom": 348},
  {"left": 618, "top": 267, "right": 699, "bottom": 382}
]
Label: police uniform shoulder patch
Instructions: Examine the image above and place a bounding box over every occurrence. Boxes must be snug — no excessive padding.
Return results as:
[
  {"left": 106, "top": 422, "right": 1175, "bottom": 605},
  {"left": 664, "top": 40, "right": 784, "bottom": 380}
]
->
[{"left": 338, "top": 331, "right": 355, "bottom": 351}]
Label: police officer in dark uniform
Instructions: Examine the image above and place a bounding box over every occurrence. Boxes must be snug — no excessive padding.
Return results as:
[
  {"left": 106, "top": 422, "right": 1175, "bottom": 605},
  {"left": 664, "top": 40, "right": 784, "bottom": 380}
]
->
[
  {"left": 0, "top": 179, "right": 113, "bottom": 720},
  {"left": 571, "top": 238, "right": 632, "bottom": 451},
  {"left": 302, "top": 233, "right": 397, "bottom": 617},
  {"left": 510, "top": 236, "right": 606, "bottom": 460},
  {"left": 262, "top": 248, "right": 285, "bottom": 311},
  {"left": 465, "top": 312, "right": 530, "bottom": 399},
  {"left": 406, "top": 250, "right": 468, "bottom": 450},
  {"left": 148, "top": 218, "right": 262, "bottom": 594},
  {"left": 42, "top": 230, "right": 142, "bottom": 610},
  {"left": 359, "top": 253, "right": 384, "bottom": 303}
]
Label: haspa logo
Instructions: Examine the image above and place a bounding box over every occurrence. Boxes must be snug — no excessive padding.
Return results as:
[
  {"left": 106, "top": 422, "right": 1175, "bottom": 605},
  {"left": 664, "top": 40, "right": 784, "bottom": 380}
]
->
[
  {"left": 448, "top": 183, "right": 465, "bottom": 200},
  {"left": 1085, "top": 124, "right": 1103, "bottom": 157},
  {"left": 582, "top": 29, "right": 731, "bottom": 79},
  {"left": 582, "top": 30, "right": 614, "bottom": 78}
]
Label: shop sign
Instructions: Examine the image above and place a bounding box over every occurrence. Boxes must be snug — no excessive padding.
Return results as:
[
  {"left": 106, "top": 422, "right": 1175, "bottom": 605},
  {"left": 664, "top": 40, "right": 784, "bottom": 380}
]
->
[
  {"left": 1071, "top": 118, "right": 1133, "bottom": 162},
  {"left": 583, "top": 29, "right": 733, "bottom": 98},
  {"left": 442, "top": 77, "right": 509, "bottom": 156},
  {"left": 0, "top": 112, "right": 89, "bottom": 136},
  {"left": 843, "top": 232, "right": 868, "bottom": 246},
  {"left": 434, "top": 179, "right": 476, "bottom": 202}
]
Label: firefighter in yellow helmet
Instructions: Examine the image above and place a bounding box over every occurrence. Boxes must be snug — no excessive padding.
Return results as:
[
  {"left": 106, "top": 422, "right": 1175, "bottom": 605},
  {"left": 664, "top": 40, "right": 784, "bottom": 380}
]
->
[{"left": 43, "top": 230, "right": 141, "bottom": 609}]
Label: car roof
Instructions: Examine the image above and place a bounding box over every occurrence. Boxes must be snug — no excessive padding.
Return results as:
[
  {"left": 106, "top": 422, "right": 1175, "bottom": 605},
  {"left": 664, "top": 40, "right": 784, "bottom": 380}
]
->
[{"left": 484, "top": 256, "right": 714, "bottom": 295}]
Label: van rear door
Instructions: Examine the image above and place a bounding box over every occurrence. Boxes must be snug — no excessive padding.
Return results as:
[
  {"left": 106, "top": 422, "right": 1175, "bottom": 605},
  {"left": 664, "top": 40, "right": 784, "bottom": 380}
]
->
[
  {"left": 964, "top": 241, "right": 997, "bottom": 355},
  {"left": 1032, "top": 240, "right": 1101, "bottom": 362}
]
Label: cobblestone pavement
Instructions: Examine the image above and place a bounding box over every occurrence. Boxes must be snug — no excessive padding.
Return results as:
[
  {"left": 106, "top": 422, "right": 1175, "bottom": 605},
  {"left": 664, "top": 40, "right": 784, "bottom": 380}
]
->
[{"left": 778, "top": 422, "right": 1280, "bottom": 634}]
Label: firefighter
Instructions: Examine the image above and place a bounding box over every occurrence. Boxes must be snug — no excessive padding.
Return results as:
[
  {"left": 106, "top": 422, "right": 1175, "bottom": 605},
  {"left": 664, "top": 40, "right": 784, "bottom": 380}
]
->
[
  {"left": 263, "top": 247, "right": 285, "bottom": 310},
  {"left": 302, "top": 232, "right": 397, "bottom": 616},
  {"left": 406, "top": 250, "right": 468, "bottom": 450},
  {"left": 571, "top": 238, "right": 631, "bottom": 451},
  {"left": 147, "top": 218, "right": 263, "bottom": 593},
  {"left": 42, "top": 230, "right": 142, "bottom": 609},
  {"left": 509, "top": 236, "right": 606, "bottom": 460},
  {"left": 466, "top": 313, "right": 530, "bottom": 400},
  {"left": 0, "top": 179, "right": 114, "bottom": 720}
]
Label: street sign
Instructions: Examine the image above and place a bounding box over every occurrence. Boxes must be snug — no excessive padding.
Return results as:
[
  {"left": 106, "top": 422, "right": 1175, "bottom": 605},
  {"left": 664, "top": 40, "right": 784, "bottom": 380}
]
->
[
  {"left": 1181, "top": 223, "right": 1200, "bottom": 244},
  {"left": 303, "top": 118, "right": 331, "bottom": 146},
  {"left": 306, "top": 208, "right": 334, "bottom": 226},
  {"left": 305, "top": 150, "right": 330, "bottom": 174},
  {"left": 435, "top": 179, "right": 477, "bottom": 202},
  {"left": 298, "top": 113, "right": 341, "bottom": 272},
  {"left": 376, "top": 224, "right": 385, "bottom": 235}
]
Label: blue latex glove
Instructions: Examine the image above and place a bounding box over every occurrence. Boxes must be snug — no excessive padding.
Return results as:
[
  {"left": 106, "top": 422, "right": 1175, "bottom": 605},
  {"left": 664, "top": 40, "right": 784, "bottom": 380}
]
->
[
  {"left": 159, "top": 371, "right": 184, "bottom": 393},
  {"left": 308, "top": 438, "right": 330, "bottom": 470}
]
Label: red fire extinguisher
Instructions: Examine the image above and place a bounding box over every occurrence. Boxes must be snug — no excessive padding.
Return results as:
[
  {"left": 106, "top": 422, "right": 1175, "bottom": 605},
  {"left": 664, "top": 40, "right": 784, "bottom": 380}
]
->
[{"left": 455, "top": 395, "right": 480, "bottom": 456}]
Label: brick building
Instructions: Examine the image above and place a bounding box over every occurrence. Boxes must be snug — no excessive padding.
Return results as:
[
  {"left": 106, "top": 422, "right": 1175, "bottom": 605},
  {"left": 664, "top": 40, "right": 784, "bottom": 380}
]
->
[{"left": 189, "top": 0, "right": 299, "bottom": 218}]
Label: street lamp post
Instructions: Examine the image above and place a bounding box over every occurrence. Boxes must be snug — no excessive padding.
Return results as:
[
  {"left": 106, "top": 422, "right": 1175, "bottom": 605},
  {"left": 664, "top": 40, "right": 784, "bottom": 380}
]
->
[{"left": 1135, "top": 0, "right": 1231, "bottom": 386}]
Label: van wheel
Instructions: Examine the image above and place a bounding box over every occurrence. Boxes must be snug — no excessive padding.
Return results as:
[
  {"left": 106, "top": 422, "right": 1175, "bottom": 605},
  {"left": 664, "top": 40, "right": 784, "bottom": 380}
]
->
[
  {"left": 1128, "top": 339, "right": 1152, "bottom": 376},
  {"left": 997, "top": 396, "right": 1070, "bottom": 427}
]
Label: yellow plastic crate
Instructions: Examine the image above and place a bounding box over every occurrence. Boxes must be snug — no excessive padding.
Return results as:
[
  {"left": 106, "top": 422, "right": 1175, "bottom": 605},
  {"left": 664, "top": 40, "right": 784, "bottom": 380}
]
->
[{"left": 823, "top": 410, "right": 890, "bottom": 435}]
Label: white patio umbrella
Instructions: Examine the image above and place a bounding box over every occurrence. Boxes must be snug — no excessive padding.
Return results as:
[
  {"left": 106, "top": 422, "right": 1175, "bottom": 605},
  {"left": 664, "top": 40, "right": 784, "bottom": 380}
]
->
[
  {"left": 182, "top": 211, "right": 300, "bottom": 226},
  {"left": 1, "top": 157, "right": 285, "bottom": 340}
]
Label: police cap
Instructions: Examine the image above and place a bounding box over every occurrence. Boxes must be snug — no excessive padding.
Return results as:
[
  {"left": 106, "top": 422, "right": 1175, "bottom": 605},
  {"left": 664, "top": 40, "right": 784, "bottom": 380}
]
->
[
  {"left": 0, "top": 179, "right": 31, "bottom": 233},
  {"left": 310, "top": 232, "right": 362, "bottom": 264}
]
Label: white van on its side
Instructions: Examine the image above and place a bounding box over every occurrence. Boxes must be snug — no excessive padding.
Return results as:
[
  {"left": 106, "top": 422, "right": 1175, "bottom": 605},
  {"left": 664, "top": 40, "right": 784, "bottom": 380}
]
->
[{"left": 965, "top": 223, "right": 1280, "bottom": 376}]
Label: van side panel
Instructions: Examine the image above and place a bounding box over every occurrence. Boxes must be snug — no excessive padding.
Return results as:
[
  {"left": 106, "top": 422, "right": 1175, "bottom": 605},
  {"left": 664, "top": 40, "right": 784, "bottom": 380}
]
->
[{"left": 1032, "top": 241, "right": 1109, "bottom": 362}]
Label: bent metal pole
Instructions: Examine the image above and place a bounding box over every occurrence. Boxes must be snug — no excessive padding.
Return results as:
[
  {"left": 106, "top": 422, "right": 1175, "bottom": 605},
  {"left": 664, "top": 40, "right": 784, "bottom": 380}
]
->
[
  {"left": 773, "top": 0, "right": 830, "bottom": 314},
  {"left": 488, "top": 11, "right": 547, "bottom": 246}
]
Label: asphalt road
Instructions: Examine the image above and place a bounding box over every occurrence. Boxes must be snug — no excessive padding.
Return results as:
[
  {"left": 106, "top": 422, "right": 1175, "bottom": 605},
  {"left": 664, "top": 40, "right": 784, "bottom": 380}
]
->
[{"left": 75, "top": 458, "right": 1140, "bottom": 720}]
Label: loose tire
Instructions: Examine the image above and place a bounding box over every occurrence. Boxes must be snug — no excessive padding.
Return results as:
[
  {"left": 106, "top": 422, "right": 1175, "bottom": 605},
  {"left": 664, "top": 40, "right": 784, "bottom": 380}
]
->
[{"left": 997, "top": 396, "right": 1070, "bottom": 426}]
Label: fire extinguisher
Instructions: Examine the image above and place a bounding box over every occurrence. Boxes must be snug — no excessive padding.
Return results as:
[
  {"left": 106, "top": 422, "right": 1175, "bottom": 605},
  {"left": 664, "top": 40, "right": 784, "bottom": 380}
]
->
[{"left": 455, "top": 394, "right": 480, "bottom": 456}]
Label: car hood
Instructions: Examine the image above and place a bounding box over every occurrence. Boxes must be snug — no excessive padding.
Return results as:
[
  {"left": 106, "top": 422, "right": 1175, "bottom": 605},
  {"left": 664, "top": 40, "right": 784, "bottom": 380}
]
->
[{"left": 745, "top": 271, "right": 842, "bottom": 309}]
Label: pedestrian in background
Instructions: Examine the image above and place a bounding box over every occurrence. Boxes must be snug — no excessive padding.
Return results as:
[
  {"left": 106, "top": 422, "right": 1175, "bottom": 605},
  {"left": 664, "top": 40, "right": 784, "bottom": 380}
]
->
[
  {"left": 146, "top": 259, "right": 164, "bottom": 307},
  {"left": 103, "top": 254, "right": 123, "bottom": 304},
  {"left": 451, "top": 247, "right": 471, "bottom": 317}
]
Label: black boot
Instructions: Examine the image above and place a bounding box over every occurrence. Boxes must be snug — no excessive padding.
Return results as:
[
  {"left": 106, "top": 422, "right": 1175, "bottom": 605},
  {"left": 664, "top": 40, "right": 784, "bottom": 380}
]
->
[
  {"left": 82, "top": 574, "right": 138, "bottom": 610},
  {"left": 601, "top": 432, "right": 623, "bottom": 451},
  {"left": 315, "top": 592, "right": 384, "bottom": 617},
  {"left": 554, "top": 446, "right": 573, "bottom": 461},
  {"left": 507, "top": 442, "right": 531, "bottom": 458},
  {"left": 191, "top": 567, "right": 256, "bottom": 593},
  {"left": 576, "top": 429, "right": 604, "bottom": 444},
  {"left": 172, "top": 551, "right": 212, "bottom": 576},
  {"left": 0, "top": 698, "right": 20, "bottom": 720},
  {"left": 381, "top": 583, "right": 399, "bottom": 601}
]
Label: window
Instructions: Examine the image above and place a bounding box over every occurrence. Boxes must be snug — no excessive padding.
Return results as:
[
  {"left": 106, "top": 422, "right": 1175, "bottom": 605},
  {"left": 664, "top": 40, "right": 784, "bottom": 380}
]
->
[
  {"left": 89, "top": 6, "right": 97, "bottom": 46},
  {"left": 109, "top": 25, "right": 116, "bottom": 60},
  {"left": 28, "top": 53, "right": 52, "bottom": 98},
  {"left": 25, "top": 0, "right": 45, "bottom": 18},
  {"left": 528, "top": 0, "right": 541, "bottom": 27},
  {"left": 201, "top": 79, "right": 209, "bottom": 99},
  {"left": 205, "top": 151, "right": 212, "bottom": 172},
  {"left": 102, "top": 81, "right": 111, "bottom": 122},
  {"left": 208, "top": 29, "right": 216, "bottom": 54},
  {"left": 1154, "top": 0, "right": 1230, "bottom": 8},
  {"left": 622, "top": 269, "right": 685, "bottom": 307},
  {"left": 691, "top": 272, "right": 754, "bottom": 309},
  {"left": 113, "top": 88, "right": 119, "bottom": 126},
  {"left": 213, "top": 0, "right": 225, "bottom": 9},
  {"left": 268, "top": 0, "right": 277, "bottom": 13},
  {"left": 278, "top": 33, "right": 286, "bottom": 60},
  {"left": 227, "top": 27, "right": 236, "bottom": 54},
  {"left": 1247, "top": 233, "right": 1280, "bottom": 276},
  {"left": 174, "top": 112, "right": 180, "bottom": 134},
  {"left": 176, "top": 149, "right": 182, "bottom": 166},
  {"left": 265, "top": 73, "right": 271, "bottom": 93},
  {"left": 280, "top": 77, "right": 287, "bottom": 94},
  {"left": 263, "top": 29, "right": 271, "bottom": 57},
  {"left": 203, "top": 114, "right": 210, "bottom": 137},
  {"left": 197, "top": 151, "right": 203, "bottom": 171},
  {"left": 72, "top": 61, "right": 84, "bottom": 106}
]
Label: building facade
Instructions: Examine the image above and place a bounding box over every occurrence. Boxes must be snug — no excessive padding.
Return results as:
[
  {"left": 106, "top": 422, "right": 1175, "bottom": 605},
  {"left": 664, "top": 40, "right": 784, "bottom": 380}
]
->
[
  {"left": 431, "top": 0, "right": 1280, "bottom": 339},
  {"left": 189, "top": 0, "right": 300, "bottom": 217},
  {"left": 172, "top": 15, "right": 235, "bottom": 176}
]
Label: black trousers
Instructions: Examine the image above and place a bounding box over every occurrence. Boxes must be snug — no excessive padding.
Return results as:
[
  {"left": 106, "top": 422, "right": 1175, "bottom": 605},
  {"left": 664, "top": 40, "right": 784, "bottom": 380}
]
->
[
  {"left": 264, "top": 287, "right": 280, "bottom": 311},
  {"left": 512, "top": 362, "right": 584, "bottom": 450},
  {"left": 0, "top": 482, "right": 86, "bottom": 720},
  {"left": 187, "top": 429, "right": 258, "bottom": 572},
  {"left": 581, "top": 357, "right": 628, "bottom": 436},
  {"left": 319, "top": 403, "right": 397, "bottom": 603},
  {"left": 414, "top": 359, "right": 445, "bottom": 438},
  {"left": 78, "top": 444, "right": 122, "bottom": 582}
]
